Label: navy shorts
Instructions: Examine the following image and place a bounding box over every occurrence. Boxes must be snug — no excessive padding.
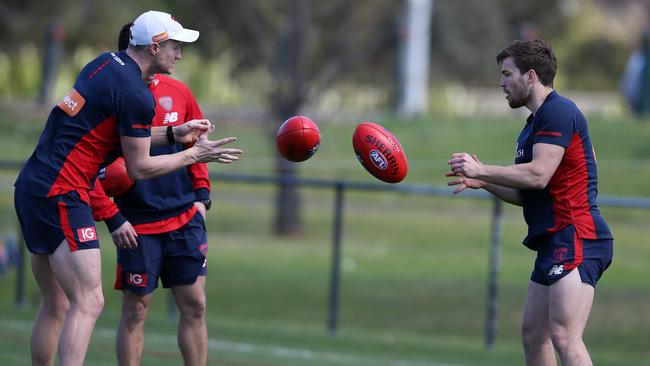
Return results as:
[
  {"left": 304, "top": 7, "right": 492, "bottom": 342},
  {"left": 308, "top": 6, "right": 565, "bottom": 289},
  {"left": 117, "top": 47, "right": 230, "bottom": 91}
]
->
[
  {"left": 14, "top": 188, "right": 100, "bottom": 254},
  {"left": 530, "top": 225, "right": 613, "bottom": 287},
  {"left": 114, "top": 212, "right": 208, "bottom": 295}
]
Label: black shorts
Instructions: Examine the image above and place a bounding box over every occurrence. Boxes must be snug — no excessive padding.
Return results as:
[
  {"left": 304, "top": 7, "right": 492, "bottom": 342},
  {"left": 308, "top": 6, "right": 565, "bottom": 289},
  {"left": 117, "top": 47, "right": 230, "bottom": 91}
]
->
[
  {"left": 114, "top": 212, "right": 208, "bottom": 295},
  {"left": 14, "top": 189, "right": 100, "bottom": 254},
  {"left": 529, "top": 225, "right": 613, "bottom": 287}
]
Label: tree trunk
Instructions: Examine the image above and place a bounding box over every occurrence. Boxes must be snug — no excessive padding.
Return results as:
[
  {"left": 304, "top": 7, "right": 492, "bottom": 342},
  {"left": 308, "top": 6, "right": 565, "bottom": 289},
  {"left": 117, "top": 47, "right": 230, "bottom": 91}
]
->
[
  {"left": 271, "top": 0, "right": 308, "bottom": 236},
  {"left": 273, "top": 149, "right": 302, "bottom": 236}
]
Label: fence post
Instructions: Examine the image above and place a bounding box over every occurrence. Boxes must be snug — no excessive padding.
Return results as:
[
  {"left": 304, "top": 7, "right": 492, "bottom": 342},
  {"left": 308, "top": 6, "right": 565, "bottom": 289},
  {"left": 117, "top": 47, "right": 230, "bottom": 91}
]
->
[
  {"left": 327, "top": 183, "right": 345, "bottom": 336},
  {"left": 39, "top": 20, "right": 64, "bottom": 106},
  {"left": 485, "top": 197, "right": 503, "bottom": 349}
]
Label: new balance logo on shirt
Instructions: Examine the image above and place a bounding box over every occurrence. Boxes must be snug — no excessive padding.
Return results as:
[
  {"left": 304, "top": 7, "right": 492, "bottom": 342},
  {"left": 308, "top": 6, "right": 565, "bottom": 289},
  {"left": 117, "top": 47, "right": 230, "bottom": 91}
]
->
[{"left": 163, "top": 112, "right": 178, "bottom": 123}]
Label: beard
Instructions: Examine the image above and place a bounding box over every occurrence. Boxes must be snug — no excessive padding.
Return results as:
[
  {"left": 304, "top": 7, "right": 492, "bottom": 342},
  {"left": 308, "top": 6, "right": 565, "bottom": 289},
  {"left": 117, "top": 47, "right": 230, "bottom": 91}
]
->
[{"left": 506, "top": 86, "right": 528, "bottom": 109}]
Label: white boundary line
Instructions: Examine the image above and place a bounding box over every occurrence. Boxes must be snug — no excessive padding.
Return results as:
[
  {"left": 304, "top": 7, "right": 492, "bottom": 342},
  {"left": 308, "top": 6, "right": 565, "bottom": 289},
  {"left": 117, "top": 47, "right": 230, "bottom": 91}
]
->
[{"left": 0, "top": 319, "right": 462, "bottom": 366}]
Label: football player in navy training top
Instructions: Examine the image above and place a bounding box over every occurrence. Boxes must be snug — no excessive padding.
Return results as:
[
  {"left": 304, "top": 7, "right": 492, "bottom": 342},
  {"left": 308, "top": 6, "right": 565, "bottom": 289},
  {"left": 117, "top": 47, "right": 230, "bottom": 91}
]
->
[
  {"left": 89, "top": 22, "right": 212, "bottom": 365},
  {"left": 447, "top": 39, "right": 613, "bottom": 366},
  {"left": 14, "top": 10, "right": 243, "bottom": 366}
]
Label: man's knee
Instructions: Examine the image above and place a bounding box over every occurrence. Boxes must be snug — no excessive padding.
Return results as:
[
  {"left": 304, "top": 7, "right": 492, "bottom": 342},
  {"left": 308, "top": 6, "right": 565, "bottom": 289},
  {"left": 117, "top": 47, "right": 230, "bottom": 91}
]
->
[
  {"left": 178, "top": 294, "right": 206, "bottom": 320},
  {"left": 76, "top": 288, "right": 104, "bottom": 318},
  {"left": 521, "top": 317, "right": 546, "bottom": 346},
  {"left": 548, "top": 322, "right": 582, "bottom": 353},
  {"left": 122, "top": 293, "right": 151, "bottom": 326},
  {"left": 42, "top": 295, "right": 71, "bottom": 318}
]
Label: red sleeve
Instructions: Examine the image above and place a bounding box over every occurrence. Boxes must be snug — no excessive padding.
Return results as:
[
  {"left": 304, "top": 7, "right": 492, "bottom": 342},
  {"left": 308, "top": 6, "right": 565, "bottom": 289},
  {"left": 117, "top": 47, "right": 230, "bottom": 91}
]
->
[
  {"left": 182, "top": 87, "right": 211, "bottom": 192},
  {"left": 89, "top": 177, "right": 120, "bottom": 222},
  {"left": 187, "top": 162, "right": 211, "bottom": 191}
]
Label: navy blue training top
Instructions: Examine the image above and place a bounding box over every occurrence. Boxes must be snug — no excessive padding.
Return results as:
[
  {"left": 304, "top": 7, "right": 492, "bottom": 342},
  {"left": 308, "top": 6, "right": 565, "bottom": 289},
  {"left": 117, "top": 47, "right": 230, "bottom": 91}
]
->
[
  {"left": 113, "top": 75, "right": 210, "bottom": 227},
  {"left": 15, "top": 51, "right": 155, "bottom": 203},
  {"left": 514, "top": 91, "right": 612, "bottom": 248}
]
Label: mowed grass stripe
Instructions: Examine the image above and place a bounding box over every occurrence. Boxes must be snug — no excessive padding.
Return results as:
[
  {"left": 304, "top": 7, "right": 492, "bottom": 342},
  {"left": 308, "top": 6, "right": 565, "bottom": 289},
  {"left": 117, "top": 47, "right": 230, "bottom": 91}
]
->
[{"left": 0, "top": 319, "right": 463, "bottom": 366}]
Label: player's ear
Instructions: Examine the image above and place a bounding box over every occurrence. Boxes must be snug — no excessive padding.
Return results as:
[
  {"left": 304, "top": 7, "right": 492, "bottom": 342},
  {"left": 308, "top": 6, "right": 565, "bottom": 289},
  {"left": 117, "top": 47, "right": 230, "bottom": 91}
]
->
[
  {"left": 148, "top": 43, "right": 160, "bottom": 56},
  {"left": 526, "top": 69, "right": 538, "bottom": 84}
]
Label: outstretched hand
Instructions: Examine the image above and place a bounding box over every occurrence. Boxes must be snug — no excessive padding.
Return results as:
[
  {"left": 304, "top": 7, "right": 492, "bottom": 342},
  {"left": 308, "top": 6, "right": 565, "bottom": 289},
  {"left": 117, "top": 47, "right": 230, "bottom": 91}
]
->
[
  {"left": 191, "top": 133, "right": 244, "bottom": 164},
  {"left": 446, "top": 154, "right": 487, "bottom": 194}
]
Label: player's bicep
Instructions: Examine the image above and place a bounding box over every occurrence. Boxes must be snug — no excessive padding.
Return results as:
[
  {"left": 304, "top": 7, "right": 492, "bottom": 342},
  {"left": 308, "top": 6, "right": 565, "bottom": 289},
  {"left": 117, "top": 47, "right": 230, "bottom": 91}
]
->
[
  {"left": 120, "top": 135, "right": 151, "bottom": 179},
  {"left": 531, "top": 143, "right": 564, "bottom": 182}
]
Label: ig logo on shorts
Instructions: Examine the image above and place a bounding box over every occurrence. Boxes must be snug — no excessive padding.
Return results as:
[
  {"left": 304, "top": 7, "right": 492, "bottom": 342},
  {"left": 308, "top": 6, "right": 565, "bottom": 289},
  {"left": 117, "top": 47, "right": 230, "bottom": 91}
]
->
[
  {"left": 76, "top": 227, "right": 97, "bottom": 242},
  {"left": 126, "top": 273, "right": 148, "bottom": 287}
]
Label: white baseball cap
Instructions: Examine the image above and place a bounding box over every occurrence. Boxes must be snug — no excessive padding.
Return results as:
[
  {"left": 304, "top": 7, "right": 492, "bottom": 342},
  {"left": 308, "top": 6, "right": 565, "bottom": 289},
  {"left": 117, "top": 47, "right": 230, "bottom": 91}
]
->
[{"left": 130, "top": 10, "right": 199, "bottom": 46}]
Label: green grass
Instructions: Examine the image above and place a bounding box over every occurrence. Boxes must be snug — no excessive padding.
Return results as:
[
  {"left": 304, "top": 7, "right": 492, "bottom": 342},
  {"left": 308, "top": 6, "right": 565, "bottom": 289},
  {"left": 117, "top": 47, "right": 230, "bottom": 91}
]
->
[{"left": 0, "top": 105, "right": 649, "bottom": 365}]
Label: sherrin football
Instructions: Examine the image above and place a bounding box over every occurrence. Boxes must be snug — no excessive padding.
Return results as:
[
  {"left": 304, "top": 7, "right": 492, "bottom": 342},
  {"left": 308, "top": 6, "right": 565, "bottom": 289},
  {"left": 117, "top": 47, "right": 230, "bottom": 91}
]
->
[
  {"left": 276, "top": 116, "right": 321, "bottom": 162},
  {"left": 352, "top": 122, "right": 408, "bottom": 183},
  {"left": 98, "top": 157, "right": 134, "bottom": 197}
]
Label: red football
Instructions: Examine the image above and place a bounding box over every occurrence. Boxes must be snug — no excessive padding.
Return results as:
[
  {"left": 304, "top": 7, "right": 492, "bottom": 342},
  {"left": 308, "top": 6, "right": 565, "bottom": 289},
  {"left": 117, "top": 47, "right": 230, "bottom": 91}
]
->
[
  {"left": 352, "top": 122, "right": 408, "bottom": 183},
  {"left": 98, "top": 157, "right": 134, "bottom": 197},
  {"left": 276, "top": 116, "right": 321, "bottom": 162}
]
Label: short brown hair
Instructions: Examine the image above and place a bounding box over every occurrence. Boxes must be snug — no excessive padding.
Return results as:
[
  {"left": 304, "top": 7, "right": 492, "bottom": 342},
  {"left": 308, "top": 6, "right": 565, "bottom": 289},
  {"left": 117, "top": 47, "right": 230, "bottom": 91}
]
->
[{"left": 496, "top": 39, "right": 557, "bottom": 87}]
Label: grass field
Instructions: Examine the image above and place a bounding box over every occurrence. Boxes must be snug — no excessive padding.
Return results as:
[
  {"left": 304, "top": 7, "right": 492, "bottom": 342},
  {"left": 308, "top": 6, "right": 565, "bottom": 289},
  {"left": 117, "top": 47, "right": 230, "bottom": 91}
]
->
[{"left": 0, "top": 104, "right": 648, "bottom": 365}]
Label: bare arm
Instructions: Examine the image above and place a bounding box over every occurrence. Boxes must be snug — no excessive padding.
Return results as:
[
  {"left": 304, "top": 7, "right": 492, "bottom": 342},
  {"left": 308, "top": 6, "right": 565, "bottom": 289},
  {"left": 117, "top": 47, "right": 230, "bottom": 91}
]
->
[
  {"left": 483, "top": 183, "right": 523, "bottom": 206},
  {"left": 121, "top": 129, "right": 243, "bottom": 181},
  {"left": 449, "top": 143, "right": 564, "bottom": 189},
  {"left": 122, "top": 135, "right": 195, "bottom": 180},
  {"left": 447, "top": 143, "right": 565, "bottom": 205},
  {"left": 446, "top": 155, "right": 523, "bottom": 205},
  {"left": 150, "top": 126, "right": 171, "bottom": 147}
]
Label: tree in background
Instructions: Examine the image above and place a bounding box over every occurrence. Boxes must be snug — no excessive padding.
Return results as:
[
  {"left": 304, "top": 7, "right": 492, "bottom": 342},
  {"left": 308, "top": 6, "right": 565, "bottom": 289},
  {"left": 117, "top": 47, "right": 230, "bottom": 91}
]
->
[
  {"left": 3, "top": 0, "right": 650, "bottom": 233},
  {"left": 186, "top": 0, "right": 402, "bottom": 235}
]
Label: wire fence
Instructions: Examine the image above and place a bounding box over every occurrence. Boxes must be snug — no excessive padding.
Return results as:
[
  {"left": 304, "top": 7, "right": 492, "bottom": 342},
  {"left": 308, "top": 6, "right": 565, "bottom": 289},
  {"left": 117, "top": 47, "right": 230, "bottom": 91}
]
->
[{"left": 3, "top": 160, "right": 650, "bottom": 349}]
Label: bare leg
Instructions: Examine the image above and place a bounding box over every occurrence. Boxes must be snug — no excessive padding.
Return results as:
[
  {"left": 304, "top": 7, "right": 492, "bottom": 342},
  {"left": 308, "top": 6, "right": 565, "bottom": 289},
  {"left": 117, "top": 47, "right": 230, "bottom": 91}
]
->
[
  {"left": 49, "top": 242, "right": 104, "bottom": 366},
  {"left": 30, "top": 254, "right": 70, "bottom": 366},
  {"left": 171, "top": 276, "right": 207, "bottom": 366},
  {"left": 548, "top": 269, "right": 594, "bottom": 366},
  {"left": 116, "top": 291, "right": 152, "bottom": 366},
  {"left": 521, "top": 281, "right": 557, "bottom": 366}
]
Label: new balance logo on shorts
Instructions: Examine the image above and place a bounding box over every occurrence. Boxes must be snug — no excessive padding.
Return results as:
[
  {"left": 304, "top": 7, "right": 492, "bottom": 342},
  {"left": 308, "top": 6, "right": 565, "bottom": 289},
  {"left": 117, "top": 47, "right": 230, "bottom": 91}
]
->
[
  {"left": 548, "top": 264, "right": 564, "bottom": 276},
  {"left": 126, "top": 272, "right": 148, "bottom": 287}
]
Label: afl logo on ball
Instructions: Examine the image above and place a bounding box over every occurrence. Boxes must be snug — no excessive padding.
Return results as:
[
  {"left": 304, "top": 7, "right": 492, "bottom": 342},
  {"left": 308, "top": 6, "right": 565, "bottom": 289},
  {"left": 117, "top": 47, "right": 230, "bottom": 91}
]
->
[{"left": 369, "top": 150, "right": 388, "bottom": 170}]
